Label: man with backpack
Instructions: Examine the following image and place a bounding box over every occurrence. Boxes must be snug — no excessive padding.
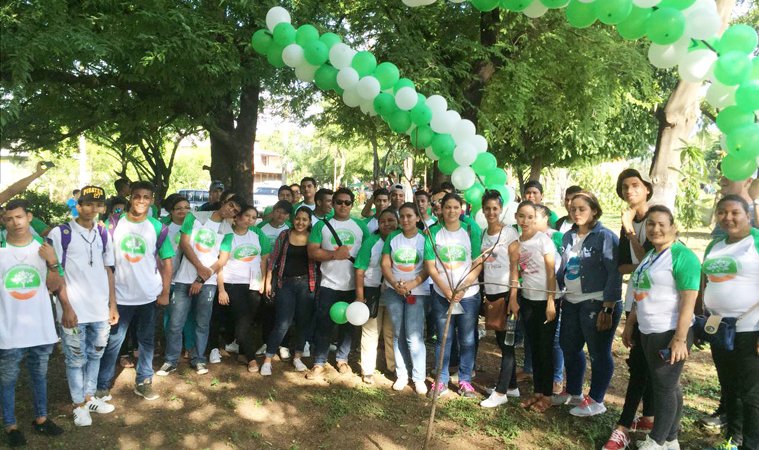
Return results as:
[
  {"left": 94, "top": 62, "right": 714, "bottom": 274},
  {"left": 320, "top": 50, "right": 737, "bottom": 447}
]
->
[
  {"left": 96, "top": 181, "right": 174, "bottom": 402},
  {"left": 48, "top": 186, "right": 119, "bottom": 427}
]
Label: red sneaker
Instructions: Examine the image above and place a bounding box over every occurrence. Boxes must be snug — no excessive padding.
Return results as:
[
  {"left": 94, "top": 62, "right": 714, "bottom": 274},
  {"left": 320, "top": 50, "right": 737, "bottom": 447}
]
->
[
  {"left": 602, "top": 429, "right": 630, "bottom": 450},
  {"left": 631, "top": 416, "right": 654, "bottom": 433}
]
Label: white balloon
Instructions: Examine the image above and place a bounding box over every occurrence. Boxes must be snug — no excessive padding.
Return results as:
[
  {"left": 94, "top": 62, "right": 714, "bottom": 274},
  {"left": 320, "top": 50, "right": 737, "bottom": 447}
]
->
[
  {"left": 295, "top": 64, "right": 318, "bottom": 82},
  {"left": 452, "top": 119, "right": 476, "bottom": 144},
  {"left": 426, "top": 95, "right": 448, "bottom": 113},
  {"left": 429, "top": 111, "right": 448, "bottom": 134},
  {"left": 678, "top": 49, "right": 717, "bottom": 83},
  {"left": 705, "top": 81, "right": 737, "bottom": 109},
  {"left": 453, "top": 142, "right": 477, "bottom": 166},
  {"left": 474, "top": 209, "right": 487, "bottom": 230},
  {"left": 266, "top": 7, "right": 291, "bottom": 32},
  {"left": 282, "top": 44, "right": 305, "bottom": 68},
  {"left": 451, "top": 166, "right": 476, "bottom": 190},
  {"left": 449, "top": 0, "right": 466, "bottom": 3},
  {"left": 336, "top": 67, "right": 360, "bottom": 90},
  {"left": 502, "top": 202, "right": 518, "bottom": 226},
  {"left": 329, "top": 43, "right": 356, "bottom": 70},
  {"left": 471, "top": 134, "right": 488, "bottom": 153},
  {"left": 648, "top": 39, "right": 689, "bottom": 69},
  {"left": 395, "top": 87, "right": 418, "bottom": 110},
  {"left": 356, "top": 76, "right": 381, "bottom": 100},
  {"left": 443, "top": 110, "right": 461, "bottom": 133},
  {"left": 523, "top": 1, "right": 548, "bottom": 18},
  {"left": 425, "top": 146, "right": 440, "bottom": 161},
  {"left": 342, "top": 88, "right": 361, "bottom": 108},
  {"left": 345, "top": 302, "right": 370, "bottom": 326},
  {"left": 683, "top": 3, "right": 720, "bottom": 40},
  {"left": 633, "top": 0, "right": 660, "bottom": 6}
]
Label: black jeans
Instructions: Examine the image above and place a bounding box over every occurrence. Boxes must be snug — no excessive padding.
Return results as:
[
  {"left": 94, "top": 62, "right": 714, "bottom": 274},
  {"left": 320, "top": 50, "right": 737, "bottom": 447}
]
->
[
  {"left": 224, "top": 284, "right": 261, "bottom": 362},
  {"left": 486, "top": 293, "right": 517, "bottom": 394},
  {"left": 208, "top": 291, "right": 234, "bottom": 353},
  {"left": 711, "top": 331, "right": 759, "bottom": 450},
  {"left": 266, "top": 276, "right": 314, "bottom": 357},
  {"left": 618, "top": 319, "right": 655, "bottom": 428},
  {"left": 641, "top": 328, "right": 694, "bottom": 445},
  {"left": 313, "top": 287, "right": 355, "bottom": 365},
  {"left": 519, "top": 295, "right": 557, "bottom": 397}
]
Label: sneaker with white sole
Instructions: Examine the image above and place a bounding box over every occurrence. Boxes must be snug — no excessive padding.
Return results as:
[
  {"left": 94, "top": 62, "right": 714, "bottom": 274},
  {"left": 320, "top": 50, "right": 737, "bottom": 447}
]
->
[
  {"left": 86, "top": 397, "right": 115, "bottom": 414},
  {"left": 94, "top": 389, "right": 112, "bottom": 402},
  {"left": 302, "top": 342, "right": 310, "bottom": 358},
  {"left": 260, "top": 362, "right": 272, "bottom": 376},
  {"left": 480, "top": 391, "right": 509, "bottom": 408},
  {"left": 570, "top": 396, "right": 607, "bottom": 417},
  {"left": 73, "top": 406, "right": 92, "bottom": 427},
  {"left": 156, "top": 363, "right": 177, "bottom": 377},
  {"left": 603, "top": 429, "right": 630, "bottom": 450},
  {"left": 552, "top": 391, "right": 584, "bottom": 406},
  {"left": 279, "top": 347, "right": 291, "bottom": 360},
  {"left": 224, "top": 340, "right": 239, "bottom": 354},
  {"left": 293, "top": 358, "right": 308, "bottom": 372},
  {"left": 393, "top": 378, "right": 408, "bottom": 391},
  {"left": 427, "top": 381, "right": 449, "bottom": 399},
  {"left": 209, "top": 348, "right": 221, "bottom": 364},
  {"left": 507, "top": 388, "right": 520, "bottom": 398},
  {"left": 414, "top": 381, "right": 428, "bottom": 395},
  {"left": 194, "top": 363, "right": 209, "bottom": 375},
  {"left": 329, "top": 343, "right": 337, "bottom": 353},
  {"left": 637, "top": 436, "right": 666, "bottom": 450},
  {"left": 255, "top": 344, "right": 267, "bottom": 356},
  {"left": 134, "top": 381, "right": 159, "bottom": 400},
  {"left": 664, "top": 440, "right": 679, "bottom": 450}
]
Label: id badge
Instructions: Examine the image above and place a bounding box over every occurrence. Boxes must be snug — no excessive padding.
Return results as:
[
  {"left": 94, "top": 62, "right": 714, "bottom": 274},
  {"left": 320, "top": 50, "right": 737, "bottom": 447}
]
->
[{"left": 705, "top": 315, "right": 722, "bottom": 335}]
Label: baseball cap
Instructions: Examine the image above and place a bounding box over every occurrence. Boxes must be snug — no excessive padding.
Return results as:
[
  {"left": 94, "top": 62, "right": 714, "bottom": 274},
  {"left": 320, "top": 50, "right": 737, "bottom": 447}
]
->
[
  {"left": 209, "top": 180, "right": 224, "bottom": 191},
  {"left": 78, "top": 186, "right": 106, "bottom": 204},
  {"left": 392, "top": 183, "right": 404, "bottom": 191},
  {"left": 616, "top": 169, "right": 653, "bottom": 201}
]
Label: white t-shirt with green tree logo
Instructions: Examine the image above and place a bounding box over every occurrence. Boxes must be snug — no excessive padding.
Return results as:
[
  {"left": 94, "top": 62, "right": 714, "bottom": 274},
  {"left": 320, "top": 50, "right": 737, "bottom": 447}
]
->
[
  {"left": 222, "top": 228, "right": 271, "bottom": 289},
  {"left": 309, "top": 217, "right": 369, "bottom": 291},
  {"left": 354, "top": 233, "right": 384, "bottom": 288},
  {"left": 174, "top": 212, "right": 233, "bottom": 285},
  {"left": 424, "top": 223, "right": 481, "bottom": 299},
  {"left": 383, "top": 229, "right": 427, "bottom": 296}
]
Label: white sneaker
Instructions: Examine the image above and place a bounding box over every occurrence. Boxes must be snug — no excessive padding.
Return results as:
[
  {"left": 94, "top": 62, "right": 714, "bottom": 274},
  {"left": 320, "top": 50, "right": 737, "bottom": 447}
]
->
[
  {"left": 637, "top": 436, "right": 666, "bottom": 450},
  {"left": 293, "top": 358, "right": 308, "bottom": 372},
  {"left": 664, "top": 440, "right": 680, "bottom": 450},
  {"left": 414, "top": 381, "right": 428, "bottom": 395},
  {"left": 302, "top": 342, "right": 310, "bottom": 358},
  {"left": 86, "top": 397, "right": 115, "bottom": 414},
  {"left": 480, "top": 391, "right": 509, "bottom": 408},
  {"left": 255, "top": 344, "right": 267, "bottom": 356},
  {"left": 279, "top": 347, "right": 291, "bottom": 360},
  {"left": 209, "top": 348, "right": 222, "bottom": 364},
  {"left": 570, "top": 397, "right": 607, "bottom": 417},
  {"left": 224, "top": 340, "right": 239, "bottom": 353},
  {"left": 260, "top": 362, "right": 272, "bottom": 376},
  {"left": 328, "top": 343, "right": 337, "bottom": 353},
  {"left": 392, "top": 378, "right": 408, "bottom": 391},
  {"left": 73, "top": 405, "right": 92, "bottom": 427},
  {"left": 506, "top": 388, "right": 521, "bottom": 398},
  {"left": 552, "top": 391, "right": 584, "bottom": 406}
]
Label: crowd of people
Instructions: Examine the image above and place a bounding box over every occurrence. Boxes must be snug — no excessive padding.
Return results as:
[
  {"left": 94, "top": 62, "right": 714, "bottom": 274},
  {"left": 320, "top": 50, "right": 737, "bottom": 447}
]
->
[{"left": 0, "top": 165, "right": 757, "bottom": 450}]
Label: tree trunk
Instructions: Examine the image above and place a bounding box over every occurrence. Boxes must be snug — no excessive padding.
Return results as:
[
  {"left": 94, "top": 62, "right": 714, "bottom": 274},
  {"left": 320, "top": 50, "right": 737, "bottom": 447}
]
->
[
  {"left": 648, "top": 0, "right": 735, "bottom": 209},
  {"left": 370, "top": 131, "right": 380, "bottom": 186},
  {"left": 529, "top": 156, "right": 542, "bottom": 182}
]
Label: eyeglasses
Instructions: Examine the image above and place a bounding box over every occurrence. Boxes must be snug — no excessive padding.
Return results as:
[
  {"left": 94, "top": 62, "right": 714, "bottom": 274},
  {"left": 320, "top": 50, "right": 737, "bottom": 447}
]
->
[{"left": 334, "top": 199, "right": 353, "bottom": 206}]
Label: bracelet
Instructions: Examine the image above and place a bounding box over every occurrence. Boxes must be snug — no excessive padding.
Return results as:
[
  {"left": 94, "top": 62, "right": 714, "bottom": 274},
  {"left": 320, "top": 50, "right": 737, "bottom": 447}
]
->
[
  {"left": 194, "top": 276, "right": 204, "bottom": 283},
  {"left": 602, "top": 306, "right": 613, "bottom": 314},
  {"left": 47, "top": 263, "right": 61, "bottom": 271}
]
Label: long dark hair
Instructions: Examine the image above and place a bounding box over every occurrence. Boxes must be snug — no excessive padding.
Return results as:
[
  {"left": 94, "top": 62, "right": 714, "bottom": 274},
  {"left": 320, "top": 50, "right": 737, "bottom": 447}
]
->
[{"left": 294, "top": 206, "right": 314, "bottom": 232}]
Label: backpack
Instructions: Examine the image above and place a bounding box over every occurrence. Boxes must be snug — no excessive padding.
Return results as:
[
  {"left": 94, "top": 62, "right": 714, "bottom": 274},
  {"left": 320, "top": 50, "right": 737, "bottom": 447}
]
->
[
  {"left": 106, "top": 214, "right": 169, "bottom": 256},
  {"left": 57, "top": 223, "right": 108, "bottom": 269}
]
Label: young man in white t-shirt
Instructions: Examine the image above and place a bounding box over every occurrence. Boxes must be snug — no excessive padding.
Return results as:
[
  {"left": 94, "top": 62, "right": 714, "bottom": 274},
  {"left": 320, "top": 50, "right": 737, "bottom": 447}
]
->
[
  {"left": 48, "top": 186, "right": 119, "bottom": 427},
  {"left": 258, "top": 200, "right": 291, "bottom": 247},
  {"left": 1, "top": 199, "right": 68, "bottom": 446},
  {"left": 96, "top": 181, "right": 175, "bottom": 403},
  {"left": 306, "top": 188, "right": 369, "bottom": 380},
  {"left": 362, "top": 188, "right": 390, "bottom": 233}
]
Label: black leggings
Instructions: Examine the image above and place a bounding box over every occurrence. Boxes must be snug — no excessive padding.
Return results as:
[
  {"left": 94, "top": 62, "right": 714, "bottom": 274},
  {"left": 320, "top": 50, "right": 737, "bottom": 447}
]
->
[
  {"left": 487, "top": 293, "right": 517, "bottom": 394},
  {"left": 618, "top": 319, "right": 655, "bottom": 428},
  {"left": 209, "top": 284, "right": 261, "bottom": 362},
  {"left": 520, "top": 295, "right": 557, "bottom": 397}
]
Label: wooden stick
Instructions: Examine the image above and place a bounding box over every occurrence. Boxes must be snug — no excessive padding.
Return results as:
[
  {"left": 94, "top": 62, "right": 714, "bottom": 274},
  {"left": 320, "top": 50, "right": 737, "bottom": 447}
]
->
[{"left": 423, "top": 297, "right": 455, "bottom": 450}]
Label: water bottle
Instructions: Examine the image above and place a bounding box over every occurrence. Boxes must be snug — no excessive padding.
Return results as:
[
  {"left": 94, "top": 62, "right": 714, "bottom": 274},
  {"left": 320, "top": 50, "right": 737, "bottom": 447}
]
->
[{"left": 503, "top": 314, "right": 517, "bottom": 346}]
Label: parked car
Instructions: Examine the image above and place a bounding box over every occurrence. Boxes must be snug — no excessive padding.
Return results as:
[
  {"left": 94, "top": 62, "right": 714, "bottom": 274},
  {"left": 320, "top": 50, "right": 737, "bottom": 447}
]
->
[
  {"left": 252, "top": 185, "right": 279, "bottom": 211},
  {"left": 178, "top": 189, "right": 209, "bottom": 211}
]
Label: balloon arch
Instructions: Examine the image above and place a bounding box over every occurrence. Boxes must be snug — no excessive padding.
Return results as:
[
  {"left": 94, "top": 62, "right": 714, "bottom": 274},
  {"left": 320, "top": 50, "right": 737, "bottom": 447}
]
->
[{"left": 252, "top": 0, "right": 759, "bottom": 208}]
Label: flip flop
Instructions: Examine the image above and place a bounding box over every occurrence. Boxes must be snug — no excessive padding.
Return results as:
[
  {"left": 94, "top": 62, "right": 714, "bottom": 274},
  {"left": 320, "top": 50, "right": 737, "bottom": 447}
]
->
[
  {"left": 520, "top": 395, "right": 541, "bottom": 409},
  {"left": 530, "top": 397, "right": 553, "bottom": 413}
]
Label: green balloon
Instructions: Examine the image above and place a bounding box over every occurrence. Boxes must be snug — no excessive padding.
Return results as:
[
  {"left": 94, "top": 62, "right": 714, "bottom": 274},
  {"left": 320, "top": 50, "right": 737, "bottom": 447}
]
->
[
  {"left": 266, "top": 44, "right": 285, "bottom": 68},
  {"left": 374, "top": 62, "right": 400, "bottom": 90},
  {"left": 295, "top": 25, "right": 320, "bottom": 46},
  {"left": 394, "top": 78, "right": 415, "bottom": 94},
  {"left": 646, "top": 8, "right": 685, "bottom": 45},
  {"left": 716, "top": 106, "right": 755, "bottom": 134},
  {"left": 329, "top": 302, "right": 349, "bottom": 324},
  {"left": 303, "top": 40, "right": 329, "bottom": 66},
  {"left": 616, "top": 6, "right": 651, "bottom": 40},
  {"left": 752, "top": 58, "right": 759, "bottom": 79},
  {"left": 736, "top": 80, "right": 759, "bottom": 112},
  {"left": 713, "top": 52, "right": 751, "bottom": 86},
  {"left": 472, "top": 152, "right": 497, "bottom": 172},
  {"left": 594, "top": 0, "right": 632, "bottom": 25},
  {"left": 500, "top": 0, "right": 533, "bottom": 12},
  {"left": 410, "top": 102, "right": 433, "bottom": 126},
  {"left": 351, "top": 51, "right": 377, "bottom": 77},
  {"left": 726, "top": 124, "right": 759, "bottom": 161},
  {"left": 251, "top": 30, "right": 273, "bottom": 55},
  {"left": 373, "top": 93, "right": 397, "bottom": 117},
  {"left": 718, "top": 24, "right": 759, "bottom": 55},
  {"left": 485, "top": 168, "right": 507, "bottom": 186},
  {"left": 438, "top": 156, "right": 458, "bottom": 176},
  {"left": 541, "top": 0, "right": 569, "bottom": 8},
  {"left": 472, "top": 0, "right": 500, "bottom": 11},
  {"left": 273, "top": 23, "right": 296, "bottom": 47},
  {"left": 431, "top": 134, "right": 456, "bottom": 158},
  {"left": 566, "top": 0, "right": 597, "bottom": 29},
  {"left": 721, "top": 154, "right": 758, "bottom": 182},
  {"left": 389, "top": 110, "right": 412, "bottom": 134},
  {"left": 314, "top": 65, "right": 339, "bottom": 91},
  {"left": 319, "top": 32, "right": 342, "bottom": 49},
  {"left": 486, "top": 184, "right": 511, "bottom": 204},
  {"left": 411, "top": 126, "right": 434, "bottom": 149},
  {"left": 657, "top": 0, "right": 695, "bottom": 9},
  {"left": 464, "top": 183, "right": 485, "bottom": 206}
]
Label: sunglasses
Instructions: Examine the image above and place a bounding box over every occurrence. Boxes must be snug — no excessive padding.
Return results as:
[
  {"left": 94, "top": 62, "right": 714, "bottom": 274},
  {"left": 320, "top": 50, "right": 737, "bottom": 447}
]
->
[{"left": 334, "top": 199, "right": 353, "bottom": 206}]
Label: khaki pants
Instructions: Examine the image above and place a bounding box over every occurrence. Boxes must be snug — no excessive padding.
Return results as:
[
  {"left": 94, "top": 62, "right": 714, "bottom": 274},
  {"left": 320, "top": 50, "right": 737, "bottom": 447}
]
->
[{"left": 360, "top": 305, "right": 395, "bottom": 375}]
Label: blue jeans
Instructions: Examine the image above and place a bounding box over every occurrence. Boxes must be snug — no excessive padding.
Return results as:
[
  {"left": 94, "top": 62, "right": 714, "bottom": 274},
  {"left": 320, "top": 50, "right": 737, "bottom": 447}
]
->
[
  {"left": 384, "top": 289, "right": 428, "bottom": 383},
  {"left": 313, "top": 287, "right": 355, "bottom": 366},
  {"left": 266, "top": 277, "right": 314, "bottom": 357},
  {"left": 553, "top": 310, "right": 564, "bottom": 384},
  {"left": 162, "top": 285, "right": 196, "bottom": 351},
  {"left": 165, "top": 283, "right": 217, "bottom": 366},
  {"left": 560, "top": 300, "right": 622, "bottom": 403},
  {"left": 98, "top": 302, "right": 157, "bottom": 389},
  {"left": 431, "top": 291, "right": 479, "bottom": 385},
  {"left": 61, "top": 321, "right": 111, "bottom": 404},
  {"left": 0, "top": 345, "right": 55, "bottom": 426}
]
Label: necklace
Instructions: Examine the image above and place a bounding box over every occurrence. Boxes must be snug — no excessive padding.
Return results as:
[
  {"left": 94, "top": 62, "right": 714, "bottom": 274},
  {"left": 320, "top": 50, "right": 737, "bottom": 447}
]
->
[{"left": 78, "top": 231, "right": 97, "bottom": 266}]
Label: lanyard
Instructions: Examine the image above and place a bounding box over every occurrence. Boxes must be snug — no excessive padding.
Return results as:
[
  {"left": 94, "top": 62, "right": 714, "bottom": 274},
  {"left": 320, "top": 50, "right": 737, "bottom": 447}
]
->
[{"left": 632, "top": 247, "right": 670, "bottom": 289}]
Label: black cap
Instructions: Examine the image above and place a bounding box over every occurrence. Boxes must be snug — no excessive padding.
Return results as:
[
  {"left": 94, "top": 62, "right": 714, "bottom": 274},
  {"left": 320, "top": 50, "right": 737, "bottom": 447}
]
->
[
  {"left": 79, "top": 186, "right": 106, "bottom": 203},
  {"left": 616, "top": 169, "right": 653, "bottom": 201}
]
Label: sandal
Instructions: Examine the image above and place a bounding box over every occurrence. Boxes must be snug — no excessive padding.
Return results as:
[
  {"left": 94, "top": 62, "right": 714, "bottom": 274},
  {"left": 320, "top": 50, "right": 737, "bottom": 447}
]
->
[
  {"left": 530, "top": 397, "right": 553, "bottom": 413},
  {"left": 247, "top": 361, "right": 259, "bottom": 373},
  {"left": 520, "top": 395, "right": 541, "bottom": 409},
  {"left": 119, "top": 355, "right": 135, "bottom": 368}
]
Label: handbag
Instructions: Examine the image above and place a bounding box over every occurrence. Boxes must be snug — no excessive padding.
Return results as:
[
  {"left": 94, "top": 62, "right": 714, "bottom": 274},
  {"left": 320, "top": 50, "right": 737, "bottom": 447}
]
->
[
  {"left": 481, "top": 296, "right": 508, "bottom": 331},
  {"left": 365, "top": 287, "right": 381, "bottom": 319},
  {"left": 694, "top": 300, "right": 759, "bottom": 351}
]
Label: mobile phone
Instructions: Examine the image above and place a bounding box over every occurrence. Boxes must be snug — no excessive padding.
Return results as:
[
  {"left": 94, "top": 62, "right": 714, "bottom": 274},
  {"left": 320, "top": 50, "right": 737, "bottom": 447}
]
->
[
  {"left": 41, "top": 161, "right": 55, "bottom": 169},
  {"left": 659, "top": 348, "right": 672, "bottom": 363}
]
